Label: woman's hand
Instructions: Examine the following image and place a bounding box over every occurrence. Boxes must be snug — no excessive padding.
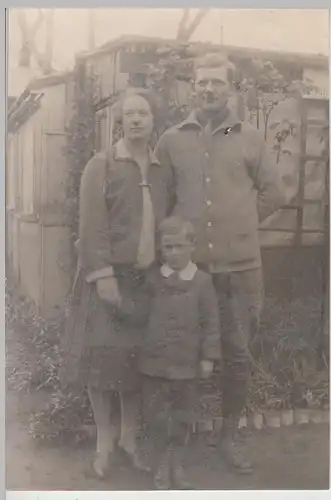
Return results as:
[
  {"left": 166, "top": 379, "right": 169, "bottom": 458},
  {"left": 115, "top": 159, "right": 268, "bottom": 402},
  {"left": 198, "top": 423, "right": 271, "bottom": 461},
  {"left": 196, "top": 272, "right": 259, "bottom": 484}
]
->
[
  {"left": 200, "top": 360, "right": 214, "bottom": 379},
  {"left": 96, "top": 276, "right": 122, "bottom": 306}
]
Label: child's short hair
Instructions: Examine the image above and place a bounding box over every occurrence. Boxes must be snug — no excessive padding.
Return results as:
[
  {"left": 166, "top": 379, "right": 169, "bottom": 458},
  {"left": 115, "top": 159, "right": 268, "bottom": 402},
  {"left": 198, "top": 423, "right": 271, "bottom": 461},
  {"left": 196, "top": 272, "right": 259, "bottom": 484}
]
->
[{"left": 158, "top": 216, "right": 196, "bottom": 244}]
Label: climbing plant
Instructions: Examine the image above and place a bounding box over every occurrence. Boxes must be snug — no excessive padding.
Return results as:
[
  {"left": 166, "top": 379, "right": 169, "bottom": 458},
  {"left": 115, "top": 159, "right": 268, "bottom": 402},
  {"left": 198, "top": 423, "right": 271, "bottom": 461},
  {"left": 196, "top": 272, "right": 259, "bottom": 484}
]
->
[
  {"left": 239, "top": 58, "right": 318, "bottom": 145},
  {"left": 109, "top": 43, "right": 197, "bottom": 145},
  {"left": 64, "top": 59, "right": 99, "bottom": 253}
]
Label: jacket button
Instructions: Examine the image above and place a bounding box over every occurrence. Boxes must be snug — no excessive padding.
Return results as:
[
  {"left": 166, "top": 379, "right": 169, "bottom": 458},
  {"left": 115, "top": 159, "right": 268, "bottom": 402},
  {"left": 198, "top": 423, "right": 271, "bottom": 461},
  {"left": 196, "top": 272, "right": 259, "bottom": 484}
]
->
[
  {"left": 206, "top": 200, "right": 212, "bottom": 206},
  {"left": 205, "top": 177, "right": 211, "bottom": 183},
  {"left": 205, "top": 152, "right": 209, "bottom": 158},
  {"left": 207, "top": 221, "right": 212, "bottom": 227},
  {"left": 208, "top": 242, "right": 213, "bottom": 249}
]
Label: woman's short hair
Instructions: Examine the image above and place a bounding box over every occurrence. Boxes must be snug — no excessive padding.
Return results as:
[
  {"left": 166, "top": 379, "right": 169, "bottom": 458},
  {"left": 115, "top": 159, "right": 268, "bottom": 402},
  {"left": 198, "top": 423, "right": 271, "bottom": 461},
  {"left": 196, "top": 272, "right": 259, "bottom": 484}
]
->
[
  {"left": 158, "top": 216, "right": 196, "bottom": 244},
  {"left": 112, "top": 87, "right": 158, "bottom": 123}
]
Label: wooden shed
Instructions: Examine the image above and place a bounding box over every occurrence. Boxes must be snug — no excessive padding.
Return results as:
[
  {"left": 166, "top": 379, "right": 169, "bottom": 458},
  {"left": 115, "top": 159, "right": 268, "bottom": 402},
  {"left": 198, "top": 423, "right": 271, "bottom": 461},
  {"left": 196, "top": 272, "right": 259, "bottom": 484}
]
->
[{"left": 7, "top": 71, "right": 75, "bottom": 316}]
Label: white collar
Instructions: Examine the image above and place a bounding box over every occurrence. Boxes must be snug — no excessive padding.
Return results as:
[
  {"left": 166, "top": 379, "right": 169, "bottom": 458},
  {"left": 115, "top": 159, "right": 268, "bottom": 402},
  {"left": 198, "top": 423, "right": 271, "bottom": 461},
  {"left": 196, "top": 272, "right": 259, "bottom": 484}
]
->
[
  {"left": 114, "top": 138, "right": 160, "bottom": 165},
  {"left": 160, "top": 261, "right": 197, "bottom": 281}
]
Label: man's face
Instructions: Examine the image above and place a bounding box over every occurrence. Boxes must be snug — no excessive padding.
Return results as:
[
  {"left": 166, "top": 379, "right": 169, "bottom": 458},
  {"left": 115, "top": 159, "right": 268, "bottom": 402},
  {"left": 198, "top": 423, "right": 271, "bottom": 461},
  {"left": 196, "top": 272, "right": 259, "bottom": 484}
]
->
[
  {"left": 161, "top": 231, "right": 194, "bottom": 271},
  {"left": 122, "top": 95, "right": 153, "bottom": 141},
  {"left": 194, "top": 65, "right": 230, "bottom": 113}
]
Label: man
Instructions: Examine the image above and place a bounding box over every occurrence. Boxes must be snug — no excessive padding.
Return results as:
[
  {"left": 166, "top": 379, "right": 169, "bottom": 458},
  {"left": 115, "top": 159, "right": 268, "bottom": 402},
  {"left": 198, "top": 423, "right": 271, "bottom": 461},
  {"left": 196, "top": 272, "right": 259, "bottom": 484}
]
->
[{"left": 154, "top": 54, "right": 286, "bottom": 474}]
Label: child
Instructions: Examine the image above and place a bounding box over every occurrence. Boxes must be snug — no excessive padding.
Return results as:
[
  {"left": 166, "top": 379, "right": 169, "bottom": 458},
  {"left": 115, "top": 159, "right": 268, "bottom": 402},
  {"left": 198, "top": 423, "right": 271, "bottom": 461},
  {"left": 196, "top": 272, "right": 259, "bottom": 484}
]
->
[{"left": 138, "top": 215, "right": 221, "bottom": 490}]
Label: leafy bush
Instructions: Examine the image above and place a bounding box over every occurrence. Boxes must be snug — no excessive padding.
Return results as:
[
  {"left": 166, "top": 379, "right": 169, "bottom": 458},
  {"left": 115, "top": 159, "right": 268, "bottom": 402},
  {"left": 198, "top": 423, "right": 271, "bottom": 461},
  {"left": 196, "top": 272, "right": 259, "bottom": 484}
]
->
[
  {"left": 248, "top": 296, "right": 329, "bottom": 412},
  {"left": 29, "top": 389, "right": 93, "bottom": 445},
  {"left": 6, "top": 279, "right": 93, "bottom": 442}
]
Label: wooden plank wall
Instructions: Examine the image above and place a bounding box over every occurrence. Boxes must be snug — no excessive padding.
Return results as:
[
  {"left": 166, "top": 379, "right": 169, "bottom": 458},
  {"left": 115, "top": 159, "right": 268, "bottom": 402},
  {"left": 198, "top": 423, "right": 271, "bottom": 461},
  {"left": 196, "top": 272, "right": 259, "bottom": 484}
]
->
[{"left": 6, "top": 76, "right": 75, "bottom": 314}]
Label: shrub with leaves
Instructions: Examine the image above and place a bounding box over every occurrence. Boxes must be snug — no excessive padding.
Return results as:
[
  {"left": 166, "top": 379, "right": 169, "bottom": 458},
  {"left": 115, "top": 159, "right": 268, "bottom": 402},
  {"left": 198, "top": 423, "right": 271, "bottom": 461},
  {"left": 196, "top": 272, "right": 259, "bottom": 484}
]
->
[
  {"left": 6, "top": 282, "right": 57, "bottom": 394},
  {"left": 144, "top": 45, "right": 194, "bottom": 134},
  {"left": 240, "top": 58, "right": 319, "bottom": 145},
  {"left": 247, "top": 295, "right": 329, "bottom": 412},
  {"left": 64, "top": 60, "right": 99, "bottom": 248},
  {"left": 29, "top": 388, "right": 94, "bottom": 444},
  {"left": 270, "top": 118, "right": 296, "bottom": 164},
  {"left": 240, "top": 59, "right": 288, "bottom": 138},
  {"left": 6, "top": 278, "right": 93, "bottom": 442}
]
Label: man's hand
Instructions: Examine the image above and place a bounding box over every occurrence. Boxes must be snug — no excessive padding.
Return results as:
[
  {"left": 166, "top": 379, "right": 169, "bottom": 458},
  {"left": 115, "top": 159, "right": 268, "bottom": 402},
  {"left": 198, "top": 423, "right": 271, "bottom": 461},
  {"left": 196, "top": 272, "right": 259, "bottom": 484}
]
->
[
  {"left": 200, "top": 360, "right": 214, "bottom": 379},
  {"left": 96, "top": 276, "right": 122, "bottom": 306}
]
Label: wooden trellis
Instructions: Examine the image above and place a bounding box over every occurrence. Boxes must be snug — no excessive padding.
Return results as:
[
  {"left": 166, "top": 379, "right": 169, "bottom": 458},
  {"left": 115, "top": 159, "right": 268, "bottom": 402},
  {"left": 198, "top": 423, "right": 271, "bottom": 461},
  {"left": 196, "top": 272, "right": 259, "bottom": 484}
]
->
[
  {"left": 296, "top": 95, "right": 329, "bottom": 246},
  {"left": 296, "top": 95, "right": 329, "bottom": 365},
  {"left": 259, "top": 95, "right": 329, "bottom": 246}
]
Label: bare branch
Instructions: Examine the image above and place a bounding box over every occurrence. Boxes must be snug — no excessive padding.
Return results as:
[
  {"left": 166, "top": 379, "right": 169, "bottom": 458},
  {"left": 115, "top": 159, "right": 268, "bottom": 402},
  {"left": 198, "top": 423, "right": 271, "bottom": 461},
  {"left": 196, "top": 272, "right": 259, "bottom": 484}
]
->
[
  {"left": 176, "top": 9, "right": 190, "bottom": 40},
  {"left": 17, "top": 10, "right": 27, "bottom": 37},
  {"left": 29, "top": 42, "right": 48, "bottom": 74},
  {"left": 180, "top": 9, "right": 209, "bottom": 42},
  {"left": 17, "top": 11, "right": 30, "bottom": 67},
  {"left": 44, "top": 9, "right": 54, "bottom": 73},
  {"left": 30, "top": 9, "right": 44, "bottom": 40}
]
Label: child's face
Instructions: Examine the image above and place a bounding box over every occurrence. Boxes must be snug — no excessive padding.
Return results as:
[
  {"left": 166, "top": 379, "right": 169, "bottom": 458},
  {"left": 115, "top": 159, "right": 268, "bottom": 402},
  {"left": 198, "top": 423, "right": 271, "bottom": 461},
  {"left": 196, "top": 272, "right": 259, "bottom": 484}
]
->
[{"left": 161, "top": 231, "right": 194, "bottom": 271}]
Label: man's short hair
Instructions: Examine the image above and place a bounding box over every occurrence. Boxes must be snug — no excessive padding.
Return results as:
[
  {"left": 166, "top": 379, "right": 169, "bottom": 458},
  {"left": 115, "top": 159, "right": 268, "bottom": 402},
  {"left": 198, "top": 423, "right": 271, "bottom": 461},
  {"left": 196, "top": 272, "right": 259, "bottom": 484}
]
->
[
  {"left": 158, "top": 216, "right": 196, "bottom": 244},
  {"left": 194, "top": 53, "right": 234, "bottom": 83}
]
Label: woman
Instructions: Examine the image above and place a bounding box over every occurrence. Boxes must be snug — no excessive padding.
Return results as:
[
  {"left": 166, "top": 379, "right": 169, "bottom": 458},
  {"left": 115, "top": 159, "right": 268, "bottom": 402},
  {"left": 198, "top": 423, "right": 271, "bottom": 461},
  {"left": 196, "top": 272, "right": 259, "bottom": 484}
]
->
[{"left": 60, "top": 88, "right": 174, "bottom": 479}]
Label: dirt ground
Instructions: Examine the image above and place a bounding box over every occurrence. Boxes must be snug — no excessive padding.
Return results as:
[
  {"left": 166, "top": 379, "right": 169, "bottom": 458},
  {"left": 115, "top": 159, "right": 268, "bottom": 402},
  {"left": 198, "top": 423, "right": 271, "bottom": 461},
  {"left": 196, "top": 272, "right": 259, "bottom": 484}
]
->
[{"left": 5, "top": 324, "right": 330, "bottom": 491}]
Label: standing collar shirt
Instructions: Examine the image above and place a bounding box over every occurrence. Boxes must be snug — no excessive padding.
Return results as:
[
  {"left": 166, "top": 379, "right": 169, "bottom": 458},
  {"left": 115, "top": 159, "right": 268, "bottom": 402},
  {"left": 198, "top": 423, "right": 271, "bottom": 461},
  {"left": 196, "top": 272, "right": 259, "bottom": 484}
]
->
[{"left": 178, "top": 108, "right": 242, "bottom": 135}]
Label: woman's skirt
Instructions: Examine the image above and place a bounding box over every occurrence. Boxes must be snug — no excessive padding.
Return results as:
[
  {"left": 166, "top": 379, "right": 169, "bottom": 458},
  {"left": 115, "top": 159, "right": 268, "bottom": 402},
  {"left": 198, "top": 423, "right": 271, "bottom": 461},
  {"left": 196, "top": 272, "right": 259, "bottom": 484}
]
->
[{"left": 59, "top": 266, "right": 146, "bottom": 393}]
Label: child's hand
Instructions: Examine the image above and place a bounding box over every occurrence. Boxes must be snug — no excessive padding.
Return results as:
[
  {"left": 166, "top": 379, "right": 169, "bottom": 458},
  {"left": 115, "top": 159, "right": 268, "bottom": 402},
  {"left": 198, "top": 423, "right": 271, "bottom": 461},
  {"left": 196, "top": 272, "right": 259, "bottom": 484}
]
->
[{"left": 200, "top": 360, "right": 214, "bottom": 379}]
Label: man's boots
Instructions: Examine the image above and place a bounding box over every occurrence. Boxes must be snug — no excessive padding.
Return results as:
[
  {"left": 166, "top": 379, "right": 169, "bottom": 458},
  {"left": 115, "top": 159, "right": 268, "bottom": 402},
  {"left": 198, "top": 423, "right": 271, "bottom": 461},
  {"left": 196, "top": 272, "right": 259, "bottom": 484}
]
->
[
  {"left": 172, "top": 446, "right": 194, "bottom": 490},
  {"left": 219, "top": 415, "right": 253, "bottom": 475},
  {"left": 154, "top": 448, "right": 172, "bottom": 490}
]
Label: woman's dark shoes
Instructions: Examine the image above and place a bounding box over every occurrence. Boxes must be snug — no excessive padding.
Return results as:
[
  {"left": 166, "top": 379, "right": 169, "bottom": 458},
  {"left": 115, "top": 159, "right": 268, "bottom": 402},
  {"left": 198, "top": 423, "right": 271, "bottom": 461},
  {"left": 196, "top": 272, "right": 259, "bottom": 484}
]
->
[
  {"left": 119, "top": 445, "right": 151, "bottom": 473},
  {"left": 130, "top": 450, "right": 152, "bottom": 473}
]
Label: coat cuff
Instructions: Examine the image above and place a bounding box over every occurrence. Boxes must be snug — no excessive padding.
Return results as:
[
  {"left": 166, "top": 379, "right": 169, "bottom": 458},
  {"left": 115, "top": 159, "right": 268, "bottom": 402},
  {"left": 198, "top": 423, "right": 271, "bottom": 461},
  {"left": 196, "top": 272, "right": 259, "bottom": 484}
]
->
[{"left": 85, "top": 266, "right": 114, "bottom": 283}]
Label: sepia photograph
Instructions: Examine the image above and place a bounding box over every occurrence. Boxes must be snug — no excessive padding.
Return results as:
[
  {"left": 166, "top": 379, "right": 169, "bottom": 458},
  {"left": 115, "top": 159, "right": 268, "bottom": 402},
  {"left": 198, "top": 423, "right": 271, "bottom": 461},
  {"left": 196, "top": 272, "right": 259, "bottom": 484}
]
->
[{"left": 5, "top": 7, "right": 330, "bottom": 491}]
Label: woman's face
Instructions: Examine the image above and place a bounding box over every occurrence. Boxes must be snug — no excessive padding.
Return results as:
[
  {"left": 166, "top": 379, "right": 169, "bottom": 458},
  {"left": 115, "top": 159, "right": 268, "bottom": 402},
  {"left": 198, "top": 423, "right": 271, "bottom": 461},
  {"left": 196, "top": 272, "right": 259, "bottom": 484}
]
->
[{"left": 122, "top": 95, "right": 153, "bottom": 141}]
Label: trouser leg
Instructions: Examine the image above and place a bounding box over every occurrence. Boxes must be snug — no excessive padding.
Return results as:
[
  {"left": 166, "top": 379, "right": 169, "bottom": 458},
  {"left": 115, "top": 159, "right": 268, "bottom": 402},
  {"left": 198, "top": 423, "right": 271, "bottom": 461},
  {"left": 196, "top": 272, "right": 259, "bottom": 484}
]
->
[
  {"left": 213, "top": 268, "right": 264, "bottom": 474},
  {"left": 169, "top": 419, "right": 193, "bottom": 489},
  {"left": 168, "top": 382, "right": 194, "bottom": 490},
  {"left": 141, "top": 376, "right": 172, "bottom": 488}
]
